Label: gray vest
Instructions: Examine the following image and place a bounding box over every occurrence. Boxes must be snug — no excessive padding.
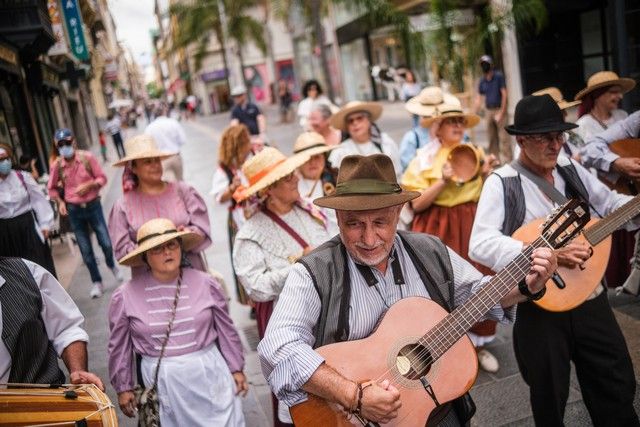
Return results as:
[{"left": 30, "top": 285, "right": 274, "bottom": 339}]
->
[
  {"left": 0, "top": 257, "right": 65, "bottom": 384},
  {"left": 497, "top": 162, "right": 591, "bottom": 236},
  {"left": 298, "top": 230, "right": 454, "bottom": 348}
]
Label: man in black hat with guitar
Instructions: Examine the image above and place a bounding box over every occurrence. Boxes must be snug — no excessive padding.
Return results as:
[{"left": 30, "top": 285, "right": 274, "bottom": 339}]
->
[{"left": 470, "top": 94, "right": 640, "bottom": 426}]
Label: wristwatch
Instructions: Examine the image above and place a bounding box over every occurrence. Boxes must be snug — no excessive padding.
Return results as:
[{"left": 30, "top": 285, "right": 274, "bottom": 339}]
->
[{"left": 518, "top": 279, "right": 547, "bottom": 301}]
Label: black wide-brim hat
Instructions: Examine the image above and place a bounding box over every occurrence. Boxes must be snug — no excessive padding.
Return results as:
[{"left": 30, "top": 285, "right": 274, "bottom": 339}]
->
[{"left": 505, "top": 94, "right": 578, "bottom": 135}]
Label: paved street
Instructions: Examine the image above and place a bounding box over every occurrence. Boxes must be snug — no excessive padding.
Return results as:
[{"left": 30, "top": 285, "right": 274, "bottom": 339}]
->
[{"left": 54, "top": 102, "right": 640, "bottom": 426}]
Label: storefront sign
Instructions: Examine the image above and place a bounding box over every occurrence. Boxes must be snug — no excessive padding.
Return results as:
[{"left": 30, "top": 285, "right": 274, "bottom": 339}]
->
[
  {"left": 62, "top": 0, "right": 89, "bottom": 61},
  {"left": 48, "top": 0, "right": 69, "bottom": 56},
  {"left": 201, "top": 69, "right": 227, "bottom": 82}
]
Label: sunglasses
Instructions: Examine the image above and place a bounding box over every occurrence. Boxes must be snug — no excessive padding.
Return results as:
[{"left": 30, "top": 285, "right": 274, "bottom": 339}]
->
[
  {"left": 148, "top": 239, "right": 180, "bottom": 255},
  {"left": 347, "top": 114, "right": 367, "bottom": 125},
  {"left": 57, "top": 140, "right": 73, "bottom": 148}
]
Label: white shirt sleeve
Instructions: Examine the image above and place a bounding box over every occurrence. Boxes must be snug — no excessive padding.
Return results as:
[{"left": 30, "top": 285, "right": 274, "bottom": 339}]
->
[
  {"left": 23, "top": 172, "right": 54, "bottom": 230},
  {"left": 210, "top": 167, "right": 231, "bottom": 205},
  {"left": 24, "top": 259, "right": 89, "bottom": 356},
  {"left": 381, "top": 133, "right": 402, "bottom": 179}
]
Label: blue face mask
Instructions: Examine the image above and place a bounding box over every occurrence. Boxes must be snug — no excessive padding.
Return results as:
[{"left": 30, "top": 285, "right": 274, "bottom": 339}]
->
[
  {"left": 59, "top": 145, "right": 75, "bottom": 159},
  {"left": 0, "top": 158, "right": 11, "bottom": 175}
]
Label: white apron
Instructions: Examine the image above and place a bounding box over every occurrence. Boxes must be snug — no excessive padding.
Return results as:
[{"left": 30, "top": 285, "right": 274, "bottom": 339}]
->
[{"left": 141, "top": 344, "right": 244, "bottom": 427}]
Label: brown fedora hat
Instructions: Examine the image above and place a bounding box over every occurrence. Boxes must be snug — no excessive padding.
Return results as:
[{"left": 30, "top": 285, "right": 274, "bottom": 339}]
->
[
  {"left": 314, "top": 154, "right": 420, "bottom": 211},
  {"left": 574, "top": 71, "right": 636, "bottom": 100}
]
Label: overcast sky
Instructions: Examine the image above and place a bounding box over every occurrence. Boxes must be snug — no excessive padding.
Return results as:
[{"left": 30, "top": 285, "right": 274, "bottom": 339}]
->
[{"left": 108, "top": 0, "right": 156, "bottom": 67}]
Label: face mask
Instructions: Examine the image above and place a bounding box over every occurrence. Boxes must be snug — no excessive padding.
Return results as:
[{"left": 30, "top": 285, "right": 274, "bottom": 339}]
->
[
  {"left": 59, "top": 145, "right": 75, "bottom": 159},
  {"left": 0, "top": 159, "right": 11, "bottom": 175},
  {"left": 480, "top": 62, "right": 491, "bottom": 73}
]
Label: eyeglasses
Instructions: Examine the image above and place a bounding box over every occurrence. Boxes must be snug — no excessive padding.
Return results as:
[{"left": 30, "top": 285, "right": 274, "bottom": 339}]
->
[
  {"left": 524, "top": 132, "right": 566, "bottom": 145},
  {"left": 148, "top": 239, "right": 180, "bottom": 255},
  {"left": 347, "top": 114, "right": 367, "bottom": 125},
  {"left": 57, "top": 140, "right": 73, "bottom": 148},
  {"left": 442, "top": 117, "right": 466, "bottom": 126}
]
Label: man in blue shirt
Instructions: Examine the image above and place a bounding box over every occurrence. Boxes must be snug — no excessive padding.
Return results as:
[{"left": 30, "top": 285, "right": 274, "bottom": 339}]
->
[
  {"left": 230, "top": 85, "right": 266, "bottom": 139},
  {"left": 474, "top": 55, "right": 512, "bottom": 163}
]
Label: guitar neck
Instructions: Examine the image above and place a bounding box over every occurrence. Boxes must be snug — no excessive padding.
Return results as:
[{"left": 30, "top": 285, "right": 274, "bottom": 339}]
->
[
  {"left": 419, "top": 238, "right": 546, "bottom": 360},
  {"left": 584, "top": 194, "right": 640, "bottom": 245}
]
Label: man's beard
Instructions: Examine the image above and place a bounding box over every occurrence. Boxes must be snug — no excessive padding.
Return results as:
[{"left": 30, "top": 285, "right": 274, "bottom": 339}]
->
[{"left": 352, "top": 241, "right": 391, "bottom": 267}]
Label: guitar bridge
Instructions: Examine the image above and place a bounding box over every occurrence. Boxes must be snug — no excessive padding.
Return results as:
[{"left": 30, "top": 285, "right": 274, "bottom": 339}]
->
[{"left": 420, "top": 376, "right": 440, "bottom": 406}]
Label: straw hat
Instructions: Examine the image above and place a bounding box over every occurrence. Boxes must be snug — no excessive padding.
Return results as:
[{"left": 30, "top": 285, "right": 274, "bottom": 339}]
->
[
  {"left": 314, "top": 154, "right": 420, "bottom": 211},
  {"left": 420, "top": 104, "right": 481, "bottom": 129},
  {"left": 112, "top": 134, "right": 175, "bottom": 167},
  {"left": 405, "top": 86, "right": 460, "bottom": 117},
  {"left": 574, "top": 71, "right": 636, "bottom": 100},
  {"left": 233, "top": 147, "right": 310, "bottom": 202},
  {"left": 532, "top": 87, "right": 581, "bottom": 110},
  {"left": 293, "top": 132, "right": 337, "bottom": 157},
  {"left": 118, "top": 218, "right": 203, "bottom": 267},
  {"left": 329, "top": 101, "right": 383, "bottom": 131}
]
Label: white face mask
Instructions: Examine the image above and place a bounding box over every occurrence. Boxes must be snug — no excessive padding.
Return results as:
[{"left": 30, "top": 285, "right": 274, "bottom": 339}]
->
[
  {"left": 0, "top": 158, "right": 11, "bottom": 175},
  {"left": 59, "top": 145, "right": 75, "bottom": 159}
]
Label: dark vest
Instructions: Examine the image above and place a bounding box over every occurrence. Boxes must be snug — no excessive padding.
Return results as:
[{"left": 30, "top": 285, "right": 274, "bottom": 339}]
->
[
  {"left": 0, "top": 257, "right": 65, "bottom": 384},
  {"left": 497, "top": 162, "right": 590, "bottom": 236}
]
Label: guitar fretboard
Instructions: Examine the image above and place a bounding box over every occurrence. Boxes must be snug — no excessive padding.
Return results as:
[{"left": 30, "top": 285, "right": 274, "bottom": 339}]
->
[
  {"left": 584, "top": 194, "right": 640, "bottom": 245},
  {"left": 417, "top": 237, "right": 548, "bottom": 361}
]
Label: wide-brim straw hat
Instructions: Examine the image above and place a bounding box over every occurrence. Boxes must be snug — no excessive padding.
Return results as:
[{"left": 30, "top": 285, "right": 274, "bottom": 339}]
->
[
  {"left": 405, "top": 86, "right": 460, "bottom": 117},
  {"left": 505, "top": 94, "right": 578, "bottom": 135},
  {"left": 233, "top": 147, "right": 310, "bottom": 202},
  {"left": 329, "top": 101, "right": 383, "bottom": 131},
  {"left": 112, "top": 134, "right": 175, "bottom": 167},
  {"left": 293, "top": 131, "right": 337, "bottom": 157},
  {"left": 420, "top": 104, "right": 481, "bottom": 129},
  {"left": 574, "top": 71, "right": 636, "bottom": 100},
  {"left": 118, "top": 218, "right": 203, "bottom": 267},
  {"left": 314, "top": 154, "right": 420, "bottom": 211},
  {"left": 532, "top": 87, "right": 581, "bottom": 110}
]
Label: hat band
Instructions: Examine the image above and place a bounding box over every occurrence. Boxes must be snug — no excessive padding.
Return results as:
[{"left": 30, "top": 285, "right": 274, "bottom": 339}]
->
[
  {"left": 294, "top": 143, "right": 326, "bottom": 154},
  {"left": 138, "top": 229, "right": 179, "bottom": 245},
  {"left": 248, "top": 158, "right": 286, "bottom": 186},
  {"left": 335, "top": 179, "right": 402, "bottom": 195}
]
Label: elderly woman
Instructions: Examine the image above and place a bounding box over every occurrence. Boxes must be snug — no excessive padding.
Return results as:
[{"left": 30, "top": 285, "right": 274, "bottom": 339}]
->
[
  {"left": 109, "top": 218, "right": 246, "bottom": 426},
  {"left": 401, "top": 93, "right": 500, "bottom": 373},
  {"left": 210, "top": 124, "right": 253, "bottom": 306},
  {"left": 575, "top": 71, "right": 636, "bottom": 141},
  {"left": 0, "top": 143, "right": 56, "bottom": 276},
  {"left": 108, "top": 134, "right": 212, "bottom": 277},
  {"left": 328, "top": 101, "right": 401, "bottom": 175},
  {"left": 308, "top": 103, "right": 342, "bottom": 146}
]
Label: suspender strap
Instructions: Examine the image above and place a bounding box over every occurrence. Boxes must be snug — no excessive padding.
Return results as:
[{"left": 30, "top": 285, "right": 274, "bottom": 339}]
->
[
  {"left": 510, "top": 159, "right": 568, "bottom": 205},
  {"left": 261, "top": 206, "right": 309, "bottom": 249}
]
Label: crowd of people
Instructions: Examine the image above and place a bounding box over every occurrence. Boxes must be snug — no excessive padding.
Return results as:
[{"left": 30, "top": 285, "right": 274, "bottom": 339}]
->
[{"left": 0, "top": 59, "right": 639, "bottom": 427}]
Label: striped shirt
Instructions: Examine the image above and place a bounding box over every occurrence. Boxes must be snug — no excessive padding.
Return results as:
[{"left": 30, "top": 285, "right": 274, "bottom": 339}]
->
[{"left": 257, "top": 235, "right": 515, "bottom": 406}]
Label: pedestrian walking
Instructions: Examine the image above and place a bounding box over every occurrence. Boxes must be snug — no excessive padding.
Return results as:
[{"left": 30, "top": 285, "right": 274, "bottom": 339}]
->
[
  {"left": 277, "top": 79, "right": 293, "bottom": 123},
  {"left": 109, "top": 134, "right": 211, "bottom": 279},
  {"left": 46, "top": 128, "right": 122, "bottom": 298},
  {"left": 109, "top": 218, "right": 247, "bottom": 427},
  {"left": 98, "top": 131, "right": 108, "bottom": 162},
  {"left": 400, "top": 69, "right": 422, "bottom": 127},
  {"left": 230, "top": 85, "right": 267, "bottom": 145},
  {"left": 104, "top": 112, "right": 126, "bottom": 159},
  {"left": 474, "top": 54, "right": 512, "bottom": 163},
  {"left": 297, "top": 80, "right": 333, "bottom": 130},
  {"left": 145, "top": 105, "right": 187, "bottom": 182},
  {"left": 0, "top": 143, "right": 57, "bottom": 276}
]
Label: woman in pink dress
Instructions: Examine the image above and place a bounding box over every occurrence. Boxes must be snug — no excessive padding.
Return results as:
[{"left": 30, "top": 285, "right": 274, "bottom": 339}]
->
[{"left": 108, "top": 134, "right": 212, "bottom": 276}]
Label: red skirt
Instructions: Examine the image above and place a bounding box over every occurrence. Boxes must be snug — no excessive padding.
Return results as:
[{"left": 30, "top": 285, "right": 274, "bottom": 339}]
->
[{"left": 412, "top": 202, "right": 496, "bottom": 338}]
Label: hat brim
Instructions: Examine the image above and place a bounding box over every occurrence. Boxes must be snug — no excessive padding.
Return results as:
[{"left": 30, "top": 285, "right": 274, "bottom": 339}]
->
[
  {"left": 330, "top": 103, "right": 383, "bottom": 131},
  {"left": 404, "top": 93, "right": 460, "bottom": 117},
  {"left": 294, "top": 145, "right": 337, "bottom": 157},
  {"left": 558, "top": 100, "right": 581, "bottom": 110},
  {"left": 314, "top": 191, "right": 420, "bottom": 211},
  {"left": 234, "top": 153, "right": 311, "bottom": 202},
  {"left": 422, "top": 112, "right": 481, "bottom": 129},
  {"left": 505, "top": 121, "right": 578, "bottom": 135},
  {"left": 118, "top": 230, "right": 203, "bottom": 267},
  {"left": 112, "top": 151, "right": 176, "bottom": 167},
  {"left": 574, "top": 78, "right": 636, "bottom": 100}
]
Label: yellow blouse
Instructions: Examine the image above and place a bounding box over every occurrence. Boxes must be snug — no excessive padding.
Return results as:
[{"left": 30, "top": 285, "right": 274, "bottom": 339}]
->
[{"left": 401, "top": 144, "right": 484, "bottom": 208}]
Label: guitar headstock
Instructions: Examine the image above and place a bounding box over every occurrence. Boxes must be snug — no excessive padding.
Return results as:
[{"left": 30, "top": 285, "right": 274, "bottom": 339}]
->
[{"left": 540, "top": 199, "right": 590, "bottom": 248}]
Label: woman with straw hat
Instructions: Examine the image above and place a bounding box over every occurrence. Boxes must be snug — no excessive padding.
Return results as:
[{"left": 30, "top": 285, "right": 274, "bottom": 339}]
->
[
  {"left": 232, "top": 147, "right": 333, "bottom": 427},
  {"left": 108, "top": 218, "right": 247, "bottom": 426},
  {"left": 575, "top": 70, "right": 636, "bottom": 141},
  {"left": 108, "top": 134, "right": 212, "bottom": 277},
  {"left": 328, "top": 101, "right": 401, "bottom": 176},
  {"left": 401, "top": 97, "right": 501, "bottom": 373}
]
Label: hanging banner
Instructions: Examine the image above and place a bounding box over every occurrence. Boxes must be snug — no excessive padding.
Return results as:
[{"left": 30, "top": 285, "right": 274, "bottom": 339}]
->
[
  {"left": 62, "top": 0, "right": 89, "bottom": 61},
  {"left": 48, "top": 0, "right": 69, "bottom": 56}
]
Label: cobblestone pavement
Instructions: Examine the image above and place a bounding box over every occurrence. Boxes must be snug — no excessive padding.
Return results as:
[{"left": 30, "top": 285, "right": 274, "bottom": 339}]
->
[{"left": 54, "top": 102, "right": 640, "bottom": 426}]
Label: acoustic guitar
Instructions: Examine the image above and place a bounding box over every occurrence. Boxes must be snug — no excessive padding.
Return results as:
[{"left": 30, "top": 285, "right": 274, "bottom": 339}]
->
[
  {"left": 513, "top": 193, "right": 640, "bottom": 312},
  {"left": 599, "top": 138, "right": 640, "bottom": 195},
  {"left": 289, "top": 200, "right": 589, "bottom": 427}
]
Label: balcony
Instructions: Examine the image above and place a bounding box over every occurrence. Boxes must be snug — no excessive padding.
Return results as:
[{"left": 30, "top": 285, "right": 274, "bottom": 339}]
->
[{"left": 0, "top": 0, "right": 55, "bottom": 60}]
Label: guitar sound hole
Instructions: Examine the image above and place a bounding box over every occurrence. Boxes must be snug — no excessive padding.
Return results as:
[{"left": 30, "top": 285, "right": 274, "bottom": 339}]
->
[{"left": 395, "top": 343, "right": 432, "bottom": 380}]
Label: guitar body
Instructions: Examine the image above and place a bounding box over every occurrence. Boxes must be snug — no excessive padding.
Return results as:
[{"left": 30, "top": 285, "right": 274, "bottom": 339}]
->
[
  {"left": 290, "top": 297, "right": 478, "bottom": 426},
  {"left": 513, "top": 218, "right": 611, "bottom": 312},
  {"left": 600, "top": 138, "right": 640, "bottom": 195}
]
